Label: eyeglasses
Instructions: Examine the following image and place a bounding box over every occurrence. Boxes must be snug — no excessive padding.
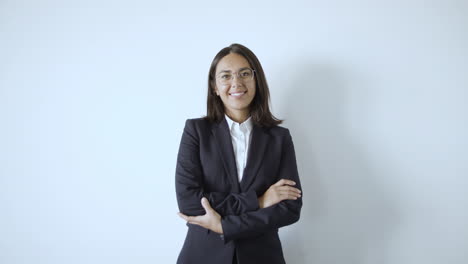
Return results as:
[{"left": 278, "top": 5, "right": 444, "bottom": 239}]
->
[{"left": 216, "top": 68, "right": 255, "bottom": 85}]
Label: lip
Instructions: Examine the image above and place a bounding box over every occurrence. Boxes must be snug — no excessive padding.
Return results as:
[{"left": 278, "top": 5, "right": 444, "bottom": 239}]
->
[{"left": 229, "top": 91, "right": 247, "bottom": 97}]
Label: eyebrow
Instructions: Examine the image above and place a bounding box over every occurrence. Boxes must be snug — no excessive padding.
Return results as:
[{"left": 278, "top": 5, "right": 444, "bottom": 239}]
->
[{"left": 217, "top": 67, "right": 250, "bottom": 74}]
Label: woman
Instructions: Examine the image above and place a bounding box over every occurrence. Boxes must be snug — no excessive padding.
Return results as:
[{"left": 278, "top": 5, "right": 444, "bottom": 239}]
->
[{"left": 175, "top": 43, "right": 303, "bottom": 264}]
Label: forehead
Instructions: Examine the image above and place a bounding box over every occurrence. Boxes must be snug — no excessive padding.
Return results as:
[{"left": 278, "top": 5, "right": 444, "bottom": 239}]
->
[{"left": 216, "top": 53, "right": 251, "bottom": 73}]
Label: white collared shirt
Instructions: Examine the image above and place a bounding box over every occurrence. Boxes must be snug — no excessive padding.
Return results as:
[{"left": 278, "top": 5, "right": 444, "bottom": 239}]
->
[{"left": 225, "top": 115, "right": 253, "bottom": 182}]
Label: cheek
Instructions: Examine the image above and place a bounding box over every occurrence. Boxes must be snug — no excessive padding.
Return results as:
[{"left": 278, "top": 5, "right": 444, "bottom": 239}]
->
[
  {"left": 216, "top": 84, "right": 228, "bottom": 94},
  {"left": 217, "top": 88, "right": 230, "bottom": 101},
  {"left": 249, "top": 85, "right": 256, "bottom": 96},
  {"left": 219, "top": 89, "right": 229, "bottom": 98}
]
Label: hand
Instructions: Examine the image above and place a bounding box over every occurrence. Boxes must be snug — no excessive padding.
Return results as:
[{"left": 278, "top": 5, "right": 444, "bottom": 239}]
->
[
  {"left": 258, "top": 179, "right": 301, "bottom": 209},
  {"left": 177, "top": 197, "right": 223, "bottom": 234}
]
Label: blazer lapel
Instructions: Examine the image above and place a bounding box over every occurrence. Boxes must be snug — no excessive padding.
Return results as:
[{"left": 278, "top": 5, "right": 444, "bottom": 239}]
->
[
  {"left": 240, "top": 125, "right": 269, "bottom": 190},
  {"left": 211, "top": 119, "right": 240, "bottom": 192}
]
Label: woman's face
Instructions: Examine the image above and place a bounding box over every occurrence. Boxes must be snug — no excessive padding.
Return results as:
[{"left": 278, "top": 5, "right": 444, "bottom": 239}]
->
[{"left": 214, "top": 53, "right": 256, "bottom": 118}]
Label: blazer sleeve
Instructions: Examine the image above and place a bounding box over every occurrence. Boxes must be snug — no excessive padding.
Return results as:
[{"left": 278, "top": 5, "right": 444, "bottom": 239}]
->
[
  {"left": 220, "top": 129, "right": 302, "bottom": 243},
  {"left": 175, "top": 119, "right": 259, "bottom": 217}
]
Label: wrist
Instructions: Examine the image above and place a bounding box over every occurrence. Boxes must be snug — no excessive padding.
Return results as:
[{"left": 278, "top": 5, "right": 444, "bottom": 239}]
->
[
  {"left": 217, "top": 219, "right": 224, "bottom": 234},
  {"left": 258, "top": 196, "right": 264, "bottom": 209}
]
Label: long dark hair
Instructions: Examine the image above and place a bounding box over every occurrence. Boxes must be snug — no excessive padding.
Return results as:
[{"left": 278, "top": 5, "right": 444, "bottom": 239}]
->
[{"left": 205, "top": 43, "right": 282, "bottom": 127}]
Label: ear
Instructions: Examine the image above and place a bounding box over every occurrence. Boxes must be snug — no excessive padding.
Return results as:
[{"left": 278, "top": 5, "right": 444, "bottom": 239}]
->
[{"left": 211, "top": 80, "right": 219, "bottom": 96}]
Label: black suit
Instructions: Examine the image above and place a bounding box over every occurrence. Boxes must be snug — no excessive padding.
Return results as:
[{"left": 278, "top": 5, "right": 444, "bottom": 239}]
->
[{"left": 175, "top": 117, "right": 302, "bottom": 264}]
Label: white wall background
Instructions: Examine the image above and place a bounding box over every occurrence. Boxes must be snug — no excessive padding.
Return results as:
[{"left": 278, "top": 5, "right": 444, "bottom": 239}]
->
[{"left": 1, "top": 0, "right": 467, "bottom": 263}]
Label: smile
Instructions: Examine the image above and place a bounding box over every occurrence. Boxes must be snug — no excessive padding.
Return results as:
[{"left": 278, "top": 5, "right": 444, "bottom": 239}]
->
[{"left": 229, "top": 91, "right": 247, "bottom": 97}]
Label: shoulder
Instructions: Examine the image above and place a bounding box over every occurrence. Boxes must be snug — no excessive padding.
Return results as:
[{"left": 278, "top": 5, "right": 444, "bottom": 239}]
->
[
  {"left": 182, "top": 117, "right": 217, "bottom": 135},
  {"left": 264, "top": 124, "right": 291, "bottom": 138},
  {"left": 264, "top": 125, "right": 297, "bottom": 152},
  {"left": 184, "top": 117, "right": 213, "bottom": 128},
  {"left": 263, "top": 125, "right": 297, "bottom": 148}
]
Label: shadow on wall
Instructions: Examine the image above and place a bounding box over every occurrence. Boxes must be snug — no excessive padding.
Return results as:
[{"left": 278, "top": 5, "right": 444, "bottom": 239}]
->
[{"left": 277, "top": 60, "right": 400, "bottom": 264}]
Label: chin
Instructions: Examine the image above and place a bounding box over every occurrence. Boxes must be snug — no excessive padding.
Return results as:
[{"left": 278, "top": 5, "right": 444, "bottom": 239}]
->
[{"left": 229, "top": 104, "right": 250, "bottom": 110}]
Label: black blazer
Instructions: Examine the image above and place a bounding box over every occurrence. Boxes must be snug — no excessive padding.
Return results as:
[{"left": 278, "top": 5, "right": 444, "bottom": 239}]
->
[{"left": 175, "top": 117, "right": 302, "bottom": 264}]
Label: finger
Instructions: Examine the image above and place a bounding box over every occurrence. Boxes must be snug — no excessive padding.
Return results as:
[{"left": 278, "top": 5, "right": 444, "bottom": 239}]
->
[
  {"left": 278, "top": 186, "right": 301, "bottom": 194},
  {"left": 187, "top": 215, "right": 209, "bottom": 229},
  {"left": 283, "top": 193, "right": 300, "bottom": 200},
  {"left": 274, "top": 179, "right": 287, "bottom": 186},
  {"left": 286, "top": 189, "right": 302, "bottom": 198},
  {"left": 189, "top": 221, "right": 209, "bottom": 230},
  {"left": 274, "top": 179, "right": 296, "bottom": 186},
  {"left": 188, "top": 217, "right": 201, "bottom": 225},
  {"left": 278, "top": 190, "right": 301, "bottom": 200},
  {"left": 285, "top": 186, "right": 301, "bottom": 193},
  {"left": 289, "top": 187, "right": 302, "bottom": 194},
  {"left": 185, "top": 214, "right": 203, "bottom": 222},
  {"left": 178, "top": 212, "right": 190, "bottom": 221},
  {"left": 201, "top": 197, "right": 213, "bottom": 212},
  {"left": 278, "top": 188, "right": 300, "bottom": 195}
]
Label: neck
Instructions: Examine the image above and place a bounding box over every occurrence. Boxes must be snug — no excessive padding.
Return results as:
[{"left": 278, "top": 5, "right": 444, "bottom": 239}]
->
[{"left": 226, "top": 110, "right": 249, "bottom": 123}]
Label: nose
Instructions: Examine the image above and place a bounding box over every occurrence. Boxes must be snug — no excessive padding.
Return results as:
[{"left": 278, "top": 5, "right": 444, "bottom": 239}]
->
[{"left": 231, "top": 74, "right": 242, "bottom": 87}]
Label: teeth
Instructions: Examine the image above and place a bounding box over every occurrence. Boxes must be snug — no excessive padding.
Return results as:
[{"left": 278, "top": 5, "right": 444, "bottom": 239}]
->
[{"left": 230, "top": 92, "right": 245, "bottom": 96}]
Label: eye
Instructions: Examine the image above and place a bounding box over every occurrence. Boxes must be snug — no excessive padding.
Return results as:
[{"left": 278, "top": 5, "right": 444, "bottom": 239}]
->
[
  {"left": 240, "top": 70, "right": 252, "bottom": 77},
  {"left": 220, "top": 74, "right": 231, "bottom": 79}
]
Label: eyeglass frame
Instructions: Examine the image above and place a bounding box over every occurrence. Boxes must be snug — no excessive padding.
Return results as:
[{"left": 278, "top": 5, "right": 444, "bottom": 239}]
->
[{"left": 215, "top": 67, "right": 256, "bottom": 84}]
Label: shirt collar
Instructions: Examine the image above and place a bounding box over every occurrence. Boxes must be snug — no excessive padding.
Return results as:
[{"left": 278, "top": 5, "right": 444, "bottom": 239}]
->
[{"left": 225, "top": 114, "right": 253, "bottom": 133}]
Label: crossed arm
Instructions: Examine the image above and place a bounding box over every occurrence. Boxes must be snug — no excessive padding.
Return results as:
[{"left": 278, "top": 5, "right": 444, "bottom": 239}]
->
[
  {"left": 178, "top": 178, "right": 301, "bottom": 234},
  {"left": 176, "top": 120, "right": 302, "bottom": 243}
]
